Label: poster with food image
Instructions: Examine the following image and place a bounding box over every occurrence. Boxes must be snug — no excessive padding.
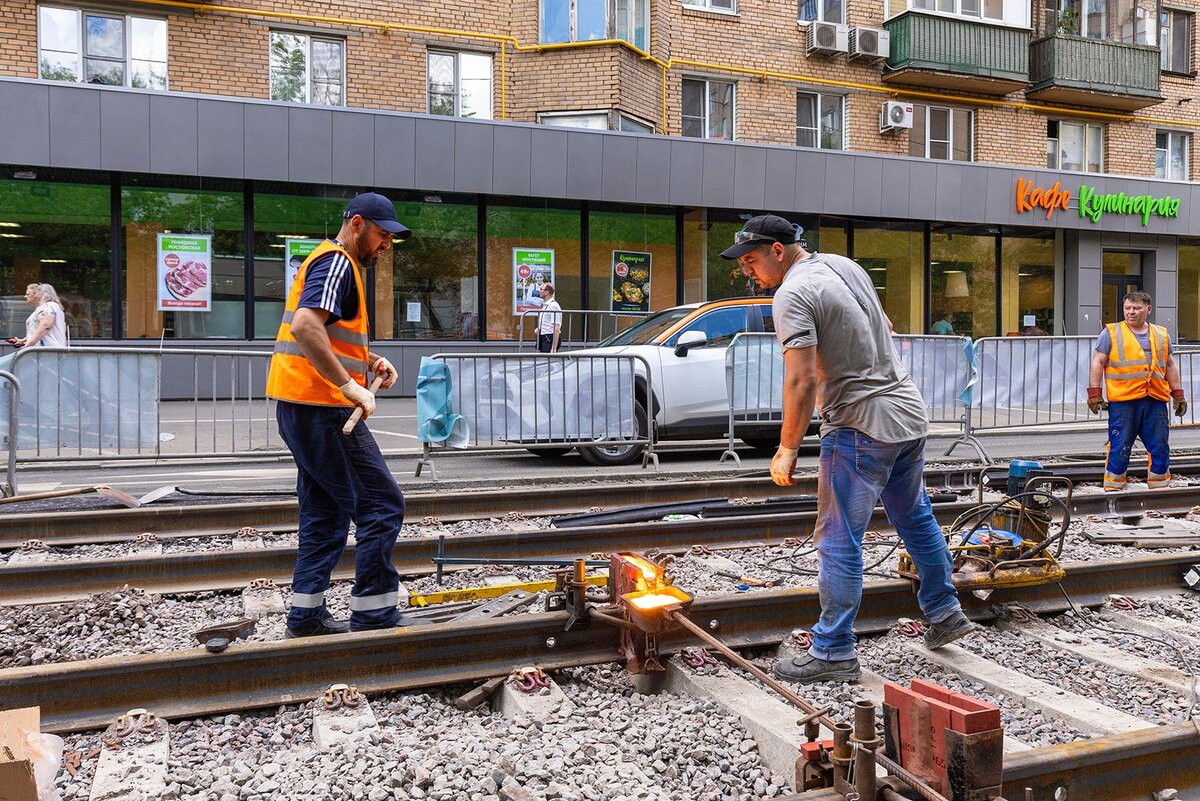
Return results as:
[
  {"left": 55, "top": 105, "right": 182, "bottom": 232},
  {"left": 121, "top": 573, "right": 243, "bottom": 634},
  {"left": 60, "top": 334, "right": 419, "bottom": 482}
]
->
[
  {"left": 285, "top": 238, "right": 322, "bottom": 292},
  {"left": 513, "top": 248, "right": 555, "bottom": 315},
  {"left": 611, "top": 250, "right": 651, "bottom": 313},
  {"left": 157, "top": 234, "right": 212, "bottom": 311}
]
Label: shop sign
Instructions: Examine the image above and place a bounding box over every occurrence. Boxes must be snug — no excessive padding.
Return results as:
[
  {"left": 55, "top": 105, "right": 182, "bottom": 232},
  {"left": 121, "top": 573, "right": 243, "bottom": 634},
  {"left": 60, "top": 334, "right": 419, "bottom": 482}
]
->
[
  {"left": 157, "top": 233, "right": 211, "bottom": 311},
  {"left": 1015, "top": 178, "right": 1182, "bottom": 226},
  {"left": 611, "top": 250, "right": 651, "bottom": 313},
  {"left": 284, "top": 238, "right": 322, "bottom": 292},
  {"left": 513, "top": 247, "right": 555, "bottom": 315}
]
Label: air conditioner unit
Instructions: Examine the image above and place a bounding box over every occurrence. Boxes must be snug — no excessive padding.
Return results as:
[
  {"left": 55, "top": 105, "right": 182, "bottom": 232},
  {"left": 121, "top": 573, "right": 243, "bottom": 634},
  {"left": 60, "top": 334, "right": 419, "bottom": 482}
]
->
[
  {"left": 806, "top": 21, "right": 849, "bottom": 56},
  {"left": 879, "top": 101, "right": 914, "bottom": 132},
  {"left": 849, "top": 27, "right": 890, "bottom": 62}
]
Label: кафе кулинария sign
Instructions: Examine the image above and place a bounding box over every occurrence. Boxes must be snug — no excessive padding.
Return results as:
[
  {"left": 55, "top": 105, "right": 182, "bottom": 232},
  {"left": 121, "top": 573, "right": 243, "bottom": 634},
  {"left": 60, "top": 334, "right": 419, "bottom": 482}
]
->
[{"left": 1015, "top": 178, "right": 1182, "bottom": 226}]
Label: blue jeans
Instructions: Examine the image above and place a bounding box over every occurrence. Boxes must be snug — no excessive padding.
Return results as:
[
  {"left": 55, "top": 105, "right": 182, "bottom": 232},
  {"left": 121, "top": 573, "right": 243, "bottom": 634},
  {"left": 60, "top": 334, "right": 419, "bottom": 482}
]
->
[
  {"left": 277, "top": 401, "right": 406, "bottom": 630},
  {"left": 1105, "top": 396, "right": 1170, "bottom": 490},
  {"left": 808, "top": 429, "right": 960, "bottom": 662}
]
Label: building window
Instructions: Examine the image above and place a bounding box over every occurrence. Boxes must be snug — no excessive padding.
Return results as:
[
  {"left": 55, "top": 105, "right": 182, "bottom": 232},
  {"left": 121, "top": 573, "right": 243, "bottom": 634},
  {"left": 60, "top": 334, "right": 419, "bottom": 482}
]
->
[
  {"left": 619, "top": 114, "right": 655, "bottom": 133},
  {"left": 427, "top": 51, "right": 493, "bottom": 119},
  {"left": 539, "top": 112, "right": 610, "bottom": 129},
  {"left": 684, "top": 0, "right": 736, "bottom": 12},
  {"left": 796, "top": 92, "right": 844, "bottom": 150},
  {"left": 1047, "top": 120, "right": 1103, "bottom": 173},
  {"left": 1161, "top": 9, "right": 1191, "bottom": 73},
  {"left": 1156, "top": 131, "right": 1189, "bottom": 180},
  {"left": 1052, "top": 0, "right": 1156, "bottom": 45},
  {"left": 541, "top": 0, "right": 649, "bottom": 46},
  {"left": 799, "top": 0, "right": 845, "bottom": 24},
  {"left": 38, "top": 6, "right": 167, "bottom": 89},
  {"left": 682, "top": 79, "right": 735, "bottom": 140},
  {"left": 269, "top": 31, "right": 344, "bottom": 106},
  {"left": 909, "top": 104, "right": 972, "bottom": 161},
  {"left": 911, "top": 0, "right": 1001, "bottom": 20}
]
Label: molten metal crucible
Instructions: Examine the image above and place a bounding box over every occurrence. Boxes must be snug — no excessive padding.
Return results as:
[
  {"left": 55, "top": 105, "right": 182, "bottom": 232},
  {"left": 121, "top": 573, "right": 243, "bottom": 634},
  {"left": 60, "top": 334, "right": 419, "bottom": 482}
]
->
[
  {"left": 618, "top": 586, "right": 693, "bottom": 634},
  {"left": 610, "top": 552, "right": 669, "bottom": 595}
]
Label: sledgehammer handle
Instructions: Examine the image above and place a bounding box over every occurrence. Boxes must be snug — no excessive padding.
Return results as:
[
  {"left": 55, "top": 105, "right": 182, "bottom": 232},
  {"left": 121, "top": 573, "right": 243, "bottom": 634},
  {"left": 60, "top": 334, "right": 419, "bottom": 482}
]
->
[{"left": 341, "top": 375, "right": 385, "bottom": 435}]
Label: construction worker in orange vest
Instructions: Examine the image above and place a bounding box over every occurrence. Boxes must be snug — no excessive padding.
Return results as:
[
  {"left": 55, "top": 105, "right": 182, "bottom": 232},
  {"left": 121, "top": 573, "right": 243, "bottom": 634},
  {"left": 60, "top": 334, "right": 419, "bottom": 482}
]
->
[
  {"left": 1087, "top": 290, "right": 1186, "bottom": 492},
  {"left": 266, "top": 193, "right": 409, "bottom": 637}
]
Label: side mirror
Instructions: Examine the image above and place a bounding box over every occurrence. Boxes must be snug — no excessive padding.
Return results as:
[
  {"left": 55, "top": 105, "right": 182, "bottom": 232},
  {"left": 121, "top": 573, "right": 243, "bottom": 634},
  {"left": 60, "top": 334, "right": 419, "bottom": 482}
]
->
[{"left": 673, "top": 330, "right": 708, "bottom": 357}]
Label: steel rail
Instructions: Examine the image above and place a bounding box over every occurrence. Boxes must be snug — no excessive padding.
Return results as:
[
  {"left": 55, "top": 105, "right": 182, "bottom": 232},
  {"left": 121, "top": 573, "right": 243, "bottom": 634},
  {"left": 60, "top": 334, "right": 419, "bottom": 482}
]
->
[
  {"left": 7, "top": 454, "right": 1200, "bottom": 549},
  {"left": 0, "top": 552, "right": 1190, "bottom": 734},
  {"left": 4, "top": 486, "right": 1200, "bottom": 606}
]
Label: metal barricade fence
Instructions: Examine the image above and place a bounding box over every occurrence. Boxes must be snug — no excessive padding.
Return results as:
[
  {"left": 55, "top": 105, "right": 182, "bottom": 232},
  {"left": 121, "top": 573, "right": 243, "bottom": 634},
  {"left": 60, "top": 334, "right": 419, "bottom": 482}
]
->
[
  {"left": 415, "top": 352, "right": 656, "bottom": 478},
  {"left": 893, "top": 335, "right": 988, "bottom": 462},
  {"left": 720, "top": 334, "right": 781, "bottom": 466},
  {"left": 968, "top": 336, "right": 1097, "bottom": 434},
  {"left": 517, "top": 309, "right": 649, "bottom": 351},
  {"left": 1168, "top": 349, "right": 1200, "bottom": 428},
  {"left": 1, "top": 346, "right": 284, "bottom": 463}
]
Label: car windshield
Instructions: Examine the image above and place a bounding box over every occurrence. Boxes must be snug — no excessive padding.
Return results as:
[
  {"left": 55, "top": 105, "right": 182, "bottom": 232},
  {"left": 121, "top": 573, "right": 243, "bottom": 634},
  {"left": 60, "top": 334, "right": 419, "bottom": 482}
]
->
[{"left": 598, "top": 308, "right": 696, "bottom": 346}]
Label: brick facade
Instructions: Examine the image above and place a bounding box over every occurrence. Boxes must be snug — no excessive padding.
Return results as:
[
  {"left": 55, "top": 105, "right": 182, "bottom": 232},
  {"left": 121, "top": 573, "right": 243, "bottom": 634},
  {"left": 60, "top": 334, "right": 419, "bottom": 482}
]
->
[{"left": 2, "top": 0, "right": 1198, "bottom": 181}]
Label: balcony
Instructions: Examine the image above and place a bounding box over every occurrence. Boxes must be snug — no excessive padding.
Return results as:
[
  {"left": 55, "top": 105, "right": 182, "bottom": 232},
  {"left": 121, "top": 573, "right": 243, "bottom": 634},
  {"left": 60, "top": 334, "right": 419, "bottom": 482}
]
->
[
  {"left": 883, "top": 11, "right": 1030, "bottom": 95},
  {"left": 1027, "top": 35, "right": 1162, "bottom": 110}
]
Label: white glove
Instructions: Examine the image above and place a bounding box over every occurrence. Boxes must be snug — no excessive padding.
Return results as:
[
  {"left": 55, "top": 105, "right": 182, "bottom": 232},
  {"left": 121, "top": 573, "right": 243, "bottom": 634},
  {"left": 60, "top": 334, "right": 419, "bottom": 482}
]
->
[
  {"left": 339, "top": 380, "right": 376, "bottom": 418},
  {"left": 372, "top": 356, "right": 397, "bottom": 390},
  {"left": 770, "top": 446, "right": 798, "bottom": 487}
]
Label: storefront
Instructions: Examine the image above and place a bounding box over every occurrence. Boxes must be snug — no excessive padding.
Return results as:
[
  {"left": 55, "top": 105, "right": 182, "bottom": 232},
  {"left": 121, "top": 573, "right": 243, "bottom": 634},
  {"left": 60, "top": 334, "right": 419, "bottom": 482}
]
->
[{"left": 1, "top": 77, "right": 1197, "bottom": 388}]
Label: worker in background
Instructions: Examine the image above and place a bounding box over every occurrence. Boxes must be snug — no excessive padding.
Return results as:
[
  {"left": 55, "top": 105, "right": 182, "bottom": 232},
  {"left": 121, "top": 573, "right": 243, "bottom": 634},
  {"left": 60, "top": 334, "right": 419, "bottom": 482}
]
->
[
  {"left": 930, "top": 311, "right": 954, "bottom": 336},
  {"left": 1087, "top": 290, "right": 1186, "bottom": 491},
  {"left": 266, "top": 192, "right": 410, "bottom": 637},
  {"left": 723, "top": 215, "right": 971, "bottom": 685},
  {"left": 537, "top": 282, "right": 562, "bottom": 353}
]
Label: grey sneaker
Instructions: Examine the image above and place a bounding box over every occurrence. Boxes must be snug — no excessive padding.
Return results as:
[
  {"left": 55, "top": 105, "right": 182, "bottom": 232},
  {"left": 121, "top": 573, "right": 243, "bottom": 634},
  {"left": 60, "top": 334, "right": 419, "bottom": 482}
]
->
[
  {"left": 924, "top": 612, "right": 975, "bottom": 650},
  {"left": 772, "top": 653, "right": 861, "bottom": 684}
]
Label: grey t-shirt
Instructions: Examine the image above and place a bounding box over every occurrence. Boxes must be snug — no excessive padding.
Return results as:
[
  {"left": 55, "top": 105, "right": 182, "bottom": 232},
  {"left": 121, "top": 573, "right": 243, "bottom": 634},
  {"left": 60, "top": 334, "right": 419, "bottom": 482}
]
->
[
  {"left": 1094, "top": 325, "right": 1150, "bottom": 356},
  {"left": 772, "top": 252, "right": 929, "bottom": 443}
]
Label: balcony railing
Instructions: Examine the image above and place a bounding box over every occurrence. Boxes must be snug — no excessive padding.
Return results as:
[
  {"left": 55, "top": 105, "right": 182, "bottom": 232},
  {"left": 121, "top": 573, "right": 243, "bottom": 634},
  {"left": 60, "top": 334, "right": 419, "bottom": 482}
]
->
[
  {"left": 884, "top": 11, "right": 1030, "bottom": 92},
  {"left": 1028, "top": 33, "right": 1162, "bottom": 109}
]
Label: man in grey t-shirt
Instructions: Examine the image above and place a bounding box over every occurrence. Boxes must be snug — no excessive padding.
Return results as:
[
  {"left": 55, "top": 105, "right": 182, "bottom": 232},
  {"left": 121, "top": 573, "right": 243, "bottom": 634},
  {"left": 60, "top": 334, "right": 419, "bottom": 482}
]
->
[{"left": 721, "top": 215, "right": 970, "bottom": 684}]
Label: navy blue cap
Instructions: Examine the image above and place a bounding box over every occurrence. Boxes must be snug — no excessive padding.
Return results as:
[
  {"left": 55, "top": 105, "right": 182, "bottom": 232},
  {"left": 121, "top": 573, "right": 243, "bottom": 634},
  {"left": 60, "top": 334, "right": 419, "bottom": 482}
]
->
[{"left": 344, "top": 192, "right": 411, "bottom": 239}]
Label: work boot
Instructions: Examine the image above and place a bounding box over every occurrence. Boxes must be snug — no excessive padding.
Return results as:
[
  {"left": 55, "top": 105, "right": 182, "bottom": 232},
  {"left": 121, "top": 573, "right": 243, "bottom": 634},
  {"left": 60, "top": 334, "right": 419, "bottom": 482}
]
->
[
  {"left": 285, "top": 613, "right": 350, "bottom": 639},
  {"left": 924, "top": 611, "right": 975, "bottom": 650},
  {"left": 772, "top": 653, "right": 861, "bottom": 684}
]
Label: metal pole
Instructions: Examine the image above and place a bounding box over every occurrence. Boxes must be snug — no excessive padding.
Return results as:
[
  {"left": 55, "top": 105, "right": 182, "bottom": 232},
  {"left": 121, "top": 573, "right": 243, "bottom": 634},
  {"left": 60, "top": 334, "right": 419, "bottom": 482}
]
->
[{"left": 852, "top": 698, "right": 878, "bottom": 801}]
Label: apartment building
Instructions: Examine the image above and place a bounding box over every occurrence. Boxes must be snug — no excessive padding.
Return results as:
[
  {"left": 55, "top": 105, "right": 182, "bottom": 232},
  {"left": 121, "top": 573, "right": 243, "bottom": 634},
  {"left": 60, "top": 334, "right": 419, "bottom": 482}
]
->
[{"left": 1, "top": 0, "right": 1200, "bottom": 377}]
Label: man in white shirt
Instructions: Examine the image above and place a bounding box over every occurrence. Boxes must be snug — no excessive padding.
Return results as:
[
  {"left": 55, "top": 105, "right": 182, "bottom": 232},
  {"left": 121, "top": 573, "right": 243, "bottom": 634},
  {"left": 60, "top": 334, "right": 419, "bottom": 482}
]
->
[{"left": 537, "top": 283, "right": 562, "bottom": 353}]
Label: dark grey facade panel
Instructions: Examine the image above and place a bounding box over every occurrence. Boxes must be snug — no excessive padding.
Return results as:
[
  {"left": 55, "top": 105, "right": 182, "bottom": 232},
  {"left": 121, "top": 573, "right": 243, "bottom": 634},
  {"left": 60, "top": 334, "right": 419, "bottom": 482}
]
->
[
  {"left": 793, "top": 150, "right": 825, "bottom": 213},
  {"left": 851, "top": 157, "right": 884, "bottom": 219},
  {"left": 983, "top": 166, "right": 1013, "bottom": 225},
  {"left": 288, "top": 107, "right": 333, "bottom": 184},
  {"left": 528, "top": 128, "right": 568, "bottom": 198},
  {"left": 149, "top": 95, "right": 199, "bottom": 176},
  {"left": 732, "top": 146, "right": 767, "bottom": 211},
  {"left": 413, "top": 117, "right": 456, "bottom": 192},
  {"left": 565, "top": 132, "right": 604, "bottom": 200},
  {"left": 600, "top": 134, "right": 639, "bottom": 203},
  {"left": 452, "top": 121, "right": 494, "bottom": 194},
  {"left": 878, "top": 160, "right": 909, "bottom": 219},
  {"left": 331, "top": 111, "right": 375, "bottom": 187},
  {"left": 196, "top": 99, "right": 244, "bottom": 178},
  {"left": 373, "top": 114, "right": 416, "bottom": 189},
  {"left": 668, "top": 139, "right": 704, "bottom": 206},
  {"left": 634, "top": 137, "right": 672, "bottom": 206},
  {"left": 762, "top": 148, "right": 798, "bottom": 212},
  {"left": 48, "top": 85, "right": 101, "bottom": 169},
  {"left": 821, "top": 153, "right": 854, "bottom": 216},
  {"left": 933, "top": 163, "right": 963, "bottom": 224},
  {"left": 100, "top": 91, "right": 150, "bottom": 173},
  {"left": 957, "top": 168, "right": 986, "bottom": 222},
  {"left": 701, "top": 143, "right": 737, "bottom": 209},
  {"left": 492, "top": 125, "right": 532, "bottom": 196},
  {"left": 243, "top": 104, "right": 289, "bottom": 180},
  {"left": 0, "top": 82, "right": 50, "bottom": 166}
]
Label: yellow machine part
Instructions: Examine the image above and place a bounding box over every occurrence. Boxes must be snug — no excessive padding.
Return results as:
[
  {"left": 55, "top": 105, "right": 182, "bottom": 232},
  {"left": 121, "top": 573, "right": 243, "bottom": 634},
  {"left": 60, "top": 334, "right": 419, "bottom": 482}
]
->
[
  {"left": 409, "top": 573, "right": 608, "bottom": 607},
  {"left": 896, "top": 545, "right": 1065, "bottom": 590}
]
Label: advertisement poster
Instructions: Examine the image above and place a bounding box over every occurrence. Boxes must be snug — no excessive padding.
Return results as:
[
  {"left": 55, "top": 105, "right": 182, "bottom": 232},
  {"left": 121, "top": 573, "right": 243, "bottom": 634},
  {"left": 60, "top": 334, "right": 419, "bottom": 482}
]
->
[
  {"left": 513, "top": 248, "right": 555, "bottom": 315},
  {"left": 157, "top": 233, "right": 212, "bottom": 311},
  {"left": 611, "top": 250, "right": 651, "bottom": 313},
  {"left": 285, "top": 238, "right": 322, "bottom": 291}
]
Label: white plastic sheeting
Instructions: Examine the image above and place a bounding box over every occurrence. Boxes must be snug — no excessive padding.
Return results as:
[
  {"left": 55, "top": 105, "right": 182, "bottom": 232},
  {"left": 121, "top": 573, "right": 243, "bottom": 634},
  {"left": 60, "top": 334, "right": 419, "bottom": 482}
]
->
[{"left": 970, "top": 336, "right": 1096, "bottom": 428}]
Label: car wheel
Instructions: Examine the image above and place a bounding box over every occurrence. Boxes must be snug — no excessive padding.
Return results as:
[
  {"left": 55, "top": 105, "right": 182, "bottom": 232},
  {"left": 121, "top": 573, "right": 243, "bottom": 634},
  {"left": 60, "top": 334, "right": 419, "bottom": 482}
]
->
[
  {"left": 528, "top": 447, "right": 574, "bottom": 458},
  {"left": 739, "top": 436, "right": 779, "bottom": 453},
  {"left": 579, "top": 400, "right": 650, "bottom": 467}
]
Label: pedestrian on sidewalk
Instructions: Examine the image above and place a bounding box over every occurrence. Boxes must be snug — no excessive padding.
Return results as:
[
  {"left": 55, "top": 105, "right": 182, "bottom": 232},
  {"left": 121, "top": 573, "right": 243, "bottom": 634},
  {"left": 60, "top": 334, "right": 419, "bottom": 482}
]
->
[
  {"left": 266, "top": 192, "right": 410, "bottom": 638},
  {"left": 1087, "top": 290, "right": 1185, "bottom": 491},
  {"left": 9, "top": 283, "right": 67, "bottom": 349},
  {"left": 722, "top": 214, "right": 971, "bottom": 685},
  {"left": 536, "top": 283, "right": 562, "bottom": 353}
]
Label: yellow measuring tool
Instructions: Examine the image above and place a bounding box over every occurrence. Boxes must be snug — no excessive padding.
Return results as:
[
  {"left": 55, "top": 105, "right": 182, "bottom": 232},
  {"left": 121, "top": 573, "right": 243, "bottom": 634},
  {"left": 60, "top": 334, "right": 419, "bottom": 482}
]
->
[{"left": 409, "top": 573, "right": 608, "bottom": 607}]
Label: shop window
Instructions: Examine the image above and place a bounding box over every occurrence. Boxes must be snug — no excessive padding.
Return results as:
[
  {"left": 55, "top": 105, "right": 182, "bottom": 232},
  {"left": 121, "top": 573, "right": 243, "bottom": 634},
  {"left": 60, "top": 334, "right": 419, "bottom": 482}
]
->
[
  {"left": 1156, "top": 131, "right": 1189, "bottom": 181},
  {"left": 909, "top": 105, "right": 972, "bottom": 162},
  {"left": 682, "top": 79, "right": 735, "bottom": 140},
  {"left": 852, "top": 221, "right": 923, "bottom": 334},
  {"left": 929, "top": 227, "right": 997, "bottom": 339},
  {"left": 541, "top": 0, "right": 648, "bottom": 46},
  {"left": 38, "top": 6, "right": 167, "bottom": 89},
  {"left": 427, "top": 51, "right": 493, "bottom": 120},
  {"left": 485, "top": 201, "right": 582, "bottom": 341},
  {"left": 0, "top": 172, "right": 113, "bottom": 339},
  {"left": 799, "top": 0, "right": 845, "bottom": 24},
  {"left": 684, "top": 0, "right": 737, "bottom": 12},
  {"left": 1046, "top": 120, "right": 1103, "bottom": 173},
  {"left": 122, "top": 178, "right": 245, "bottom": 339},
  {"left": 1179, "top": 239, "right": 1200, "bottom": 343},
  {"left": 1000, "top": 232, "right": 1056, "bottom": 335},
  {"left": 588, "top": 205, "right": 678, "bottom": 325},
  {"left": 1161, "top": 10, "right": 1191, "bottom": 73},
  {"left": 269, "top": 31, "right": 344, "bottom": 106},
  {"left": 682, "top": 210, "right": 820, "bottom": 303},
  {"left": 796, "top": 92, "right": 844, "bottom": 150}
]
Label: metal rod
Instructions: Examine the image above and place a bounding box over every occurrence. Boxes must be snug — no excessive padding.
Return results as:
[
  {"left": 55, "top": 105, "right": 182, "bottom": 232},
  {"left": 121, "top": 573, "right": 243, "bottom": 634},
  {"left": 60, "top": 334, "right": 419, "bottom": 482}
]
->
[
  {"left": 853, "top": 699, "right": 878, "bottom": 801},
  {"left": 832, "top": 723, "right": 852, "bottom": 786}
]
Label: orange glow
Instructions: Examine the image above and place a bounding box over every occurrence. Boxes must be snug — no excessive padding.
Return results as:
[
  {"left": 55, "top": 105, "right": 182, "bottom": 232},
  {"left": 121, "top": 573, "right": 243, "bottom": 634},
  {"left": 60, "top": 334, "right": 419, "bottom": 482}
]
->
[
  {"left": 625, "top": 555, "right": 663, "bottom": 584},
  {"left": 627, "top": 592, "right": 682, "bottom": 611}
]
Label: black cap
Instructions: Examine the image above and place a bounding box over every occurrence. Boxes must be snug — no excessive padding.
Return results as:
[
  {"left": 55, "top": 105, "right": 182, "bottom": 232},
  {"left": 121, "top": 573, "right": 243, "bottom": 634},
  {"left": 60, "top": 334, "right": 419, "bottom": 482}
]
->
[
  {"left": 344, "top": 192, "right": 412, "bottom": 239},
  {"left": 720, "top": 214, "right": 803, "bottom": 260}
]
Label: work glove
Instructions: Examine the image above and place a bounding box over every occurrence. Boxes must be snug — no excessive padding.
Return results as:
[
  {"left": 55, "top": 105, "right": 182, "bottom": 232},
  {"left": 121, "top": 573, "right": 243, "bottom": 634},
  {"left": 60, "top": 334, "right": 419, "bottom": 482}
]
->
[
  {"left": 339, "top": 379, "right": 376, "bottom": 418},
  {"left": 372, "top": 356, "right": 398, "bottom": 390},
  {"left": 1173, "top": 389, "right": 1187, "bottom": 419},
  {"left": 770, "top": 446, "right": 798, "bottom": 487},
  {"left": 1086, "top": 386, "right": 1107, "bottom": 415}
]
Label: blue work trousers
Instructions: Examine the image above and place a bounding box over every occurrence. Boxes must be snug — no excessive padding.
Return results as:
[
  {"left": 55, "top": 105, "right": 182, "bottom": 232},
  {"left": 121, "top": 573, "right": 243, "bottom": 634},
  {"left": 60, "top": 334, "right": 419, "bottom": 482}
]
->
[
  {"left": 808, "top": 429, "right": 961, "bottom": 662},
  {"left": 1105, "top": 396, "right": 1171, "bottom": 490},
  {"left": 277, "top": 401, "right": 406, "bottom": 630}
]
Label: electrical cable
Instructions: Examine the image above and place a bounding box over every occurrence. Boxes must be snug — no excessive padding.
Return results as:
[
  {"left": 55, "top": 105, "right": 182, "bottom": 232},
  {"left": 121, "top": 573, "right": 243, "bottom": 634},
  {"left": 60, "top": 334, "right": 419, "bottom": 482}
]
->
[{"left": 765, "top": 532, "right": 904, "bottom": 579}]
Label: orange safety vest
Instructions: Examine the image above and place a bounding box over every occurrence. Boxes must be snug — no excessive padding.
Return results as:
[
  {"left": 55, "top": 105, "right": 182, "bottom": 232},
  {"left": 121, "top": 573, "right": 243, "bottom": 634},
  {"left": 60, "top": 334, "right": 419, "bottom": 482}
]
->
[
  {"left": 266, "top": 240, "right": 370, "bottom": 406},
  {"left": 1103, "top": 321, "right": 1171, "bottom": 403}
]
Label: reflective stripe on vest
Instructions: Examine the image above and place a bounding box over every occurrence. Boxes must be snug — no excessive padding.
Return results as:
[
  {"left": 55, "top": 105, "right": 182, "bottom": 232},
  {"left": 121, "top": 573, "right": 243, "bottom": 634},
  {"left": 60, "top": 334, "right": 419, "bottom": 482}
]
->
[
  {"left": 1104, "top": 321, "right": 1171, "bottom": 403},
  {"left": 266, "top": 240, "right": 370, "bottom": 407}
]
